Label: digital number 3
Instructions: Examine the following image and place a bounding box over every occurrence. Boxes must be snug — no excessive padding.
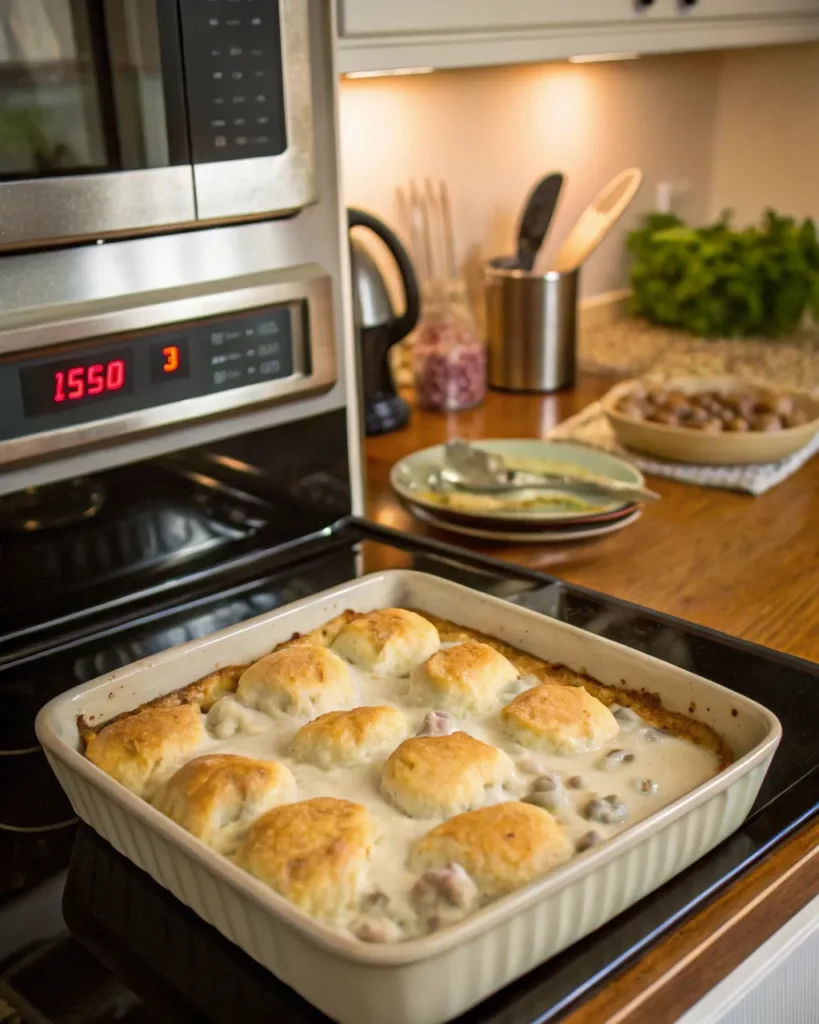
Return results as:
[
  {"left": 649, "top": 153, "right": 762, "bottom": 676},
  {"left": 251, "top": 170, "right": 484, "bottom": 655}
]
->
[{"left": 162, "top": 345, "right": 180, "bottom": 373}]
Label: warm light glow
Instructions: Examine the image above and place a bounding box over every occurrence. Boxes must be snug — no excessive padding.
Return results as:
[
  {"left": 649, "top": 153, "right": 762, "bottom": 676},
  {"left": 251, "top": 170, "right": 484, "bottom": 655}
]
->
[
  {"left": 568, "top": 53, "right": 640, "bottom": 64},
  {"left": 344, "top": 67, "right": 436, "bottom": 79},
  {"left": 538, "top": 67, "right": 595, "bottom": 154},
  {"left": 371, "top": 499, "right": 410, "bottom": 531}
]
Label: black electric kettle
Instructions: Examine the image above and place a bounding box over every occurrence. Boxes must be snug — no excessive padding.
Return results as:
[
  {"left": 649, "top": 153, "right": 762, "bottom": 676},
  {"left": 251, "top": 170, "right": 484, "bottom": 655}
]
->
[{"left": 348, "top": 208, "right": 420, "bottom": 436}]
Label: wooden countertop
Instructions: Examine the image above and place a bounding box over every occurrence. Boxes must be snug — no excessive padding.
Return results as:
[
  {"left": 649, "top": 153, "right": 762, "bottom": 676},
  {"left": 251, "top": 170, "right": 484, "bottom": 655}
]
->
[{"left": 364, "top": 374, "right": 819, "bottom": 1022}]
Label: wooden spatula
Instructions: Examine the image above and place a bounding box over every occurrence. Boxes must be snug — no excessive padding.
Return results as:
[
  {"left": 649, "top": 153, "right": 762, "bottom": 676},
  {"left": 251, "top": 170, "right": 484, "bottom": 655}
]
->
[{"left": 549, "top": 168, "right": 643, "bottom": 273}]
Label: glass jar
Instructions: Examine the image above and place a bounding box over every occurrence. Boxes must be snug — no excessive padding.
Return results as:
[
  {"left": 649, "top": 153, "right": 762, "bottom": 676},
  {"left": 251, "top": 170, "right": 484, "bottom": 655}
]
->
[{"left": 412, "top": 282, "right": 486, "bottom": 413}]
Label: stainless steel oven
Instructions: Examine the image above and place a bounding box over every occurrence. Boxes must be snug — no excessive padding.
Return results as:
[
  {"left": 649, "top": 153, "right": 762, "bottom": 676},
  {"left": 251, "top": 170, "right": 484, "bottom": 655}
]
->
[
  {"left": 0, "top": 264, "right": 340, "bottom": 491},
  {"left": 0, "top": 0, "right": 360, "bottom": 500},
  {"left": 0, "top": 0, "right": 316, "bottom": 250}
]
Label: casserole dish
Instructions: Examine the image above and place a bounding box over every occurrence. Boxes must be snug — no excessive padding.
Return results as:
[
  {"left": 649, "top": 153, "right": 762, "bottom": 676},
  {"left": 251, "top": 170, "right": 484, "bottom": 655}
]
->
[{"left": 36, "top": 570, "right": 781, "bottom": 1024}]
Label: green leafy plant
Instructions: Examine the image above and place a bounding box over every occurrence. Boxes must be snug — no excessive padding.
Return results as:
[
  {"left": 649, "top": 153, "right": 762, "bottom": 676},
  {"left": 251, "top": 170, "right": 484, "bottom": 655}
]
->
[{"left": 627, "top": 210, "right": 819, "bottom": 338}]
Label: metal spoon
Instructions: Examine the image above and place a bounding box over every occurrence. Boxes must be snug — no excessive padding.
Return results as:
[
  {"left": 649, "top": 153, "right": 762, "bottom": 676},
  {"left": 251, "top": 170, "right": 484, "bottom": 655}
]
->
[{"left": 443, "top": 440, "right": 659, "bottom": 503}]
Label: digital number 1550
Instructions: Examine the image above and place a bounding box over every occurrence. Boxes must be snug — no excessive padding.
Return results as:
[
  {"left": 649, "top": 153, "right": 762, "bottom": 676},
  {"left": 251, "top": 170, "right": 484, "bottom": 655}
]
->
[{"left": 53, "top": 359, "right": 127, "bottom": 403}]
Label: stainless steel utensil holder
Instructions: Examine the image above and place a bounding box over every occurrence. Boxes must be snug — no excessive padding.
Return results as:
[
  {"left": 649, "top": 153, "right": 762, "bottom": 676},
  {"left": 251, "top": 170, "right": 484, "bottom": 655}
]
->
[{"left": 485, "top": 260, "right": 579, "bottom": 393}]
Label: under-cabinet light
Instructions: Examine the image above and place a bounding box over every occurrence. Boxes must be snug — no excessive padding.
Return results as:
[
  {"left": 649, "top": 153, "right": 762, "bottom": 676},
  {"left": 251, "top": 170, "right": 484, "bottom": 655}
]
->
[
  {"left": 568, "top": 52, "right": 640, "bottom": 63},
  {"left": 344, "top": 67, "right": 436, "bottom": 79}
]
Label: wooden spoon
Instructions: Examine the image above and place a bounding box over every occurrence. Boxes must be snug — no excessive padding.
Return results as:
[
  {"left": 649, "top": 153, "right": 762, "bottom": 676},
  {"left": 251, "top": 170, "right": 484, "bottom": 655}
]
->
[{"left": 549, "top": 168, "right": 643, "bottom": 273}]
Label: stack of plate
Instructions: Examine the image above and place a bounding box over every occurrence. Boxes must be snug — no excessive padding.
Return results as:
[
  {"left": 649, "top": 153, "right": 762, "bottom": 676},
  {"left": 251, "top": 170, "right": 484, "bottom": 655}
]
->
[{"left": 390, "top": 439, "right": 646, "bottom": 543}]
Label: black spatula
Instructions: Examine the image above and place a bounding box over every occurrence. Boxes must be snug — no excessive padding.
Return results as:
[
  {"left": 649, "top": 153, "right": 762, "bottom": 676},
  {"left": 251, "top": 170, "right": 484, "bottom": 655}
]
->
[{"left": 515, "top": 172, "right": 564, "bottom": 272}]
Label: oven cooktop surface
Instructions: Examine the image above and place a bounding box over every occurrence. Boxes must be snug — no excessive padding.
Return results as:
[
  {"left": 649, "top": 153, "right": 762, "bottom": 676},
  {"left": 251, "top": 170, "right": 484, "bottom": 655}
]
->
[{"left": 0, "top": 481, "right": 816, "bottom": 1024}]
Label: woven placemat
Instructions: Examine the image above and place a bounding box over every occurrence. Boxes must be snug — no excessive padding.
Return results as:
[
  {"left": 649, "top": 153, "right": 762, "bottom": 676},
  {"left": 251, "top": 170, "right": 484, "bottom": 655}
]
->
[{"left": 548, "top": 402, "right": 819, "bottom": 496}]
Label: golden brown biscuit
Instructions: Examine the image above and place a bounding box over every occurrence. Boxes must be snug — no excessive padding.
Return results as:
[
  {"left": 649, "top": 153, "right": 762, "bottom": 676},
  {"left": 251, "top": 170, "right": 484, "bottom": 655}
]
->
[
  {"left": 381, "top": 731, "right": 514, "bottom": 818},
  {"left": 501, "top": 683, "right": 619, "bottom": 753},
  {"left": 290, "top": 705, "right": 406, "bottom": 768},
  {"left": 412, "top": 800, "right": 573, "bottom": 897},
  {"left": 77, "top": 665, "right": 245, "bottom": 748},
  {"left": 236, "top": 644, "right": 353, "bottom": 719},
  {"left": 152, "top": 754, "right": 296, "bottom": 848},
  {"left": 407, "top": 641, "right": 519, "bottom": 716},
  {"left": 332, "top": 609, "right": 439, "bottom": 676},
  {"left": 234, "top": 797, "right": 374, "bottom": 920},
  {"left": 85, "top": 704, "right": 205, "bottom": 796}
]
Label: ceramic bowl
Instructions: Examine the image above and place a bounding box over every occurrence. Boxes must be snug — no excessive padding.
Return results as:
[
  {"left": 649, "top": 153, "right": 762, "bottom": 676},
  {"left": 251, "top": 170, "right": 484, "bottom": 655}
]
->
[{"left": 601, "top": 376, "right": 819, "bottom": 466}]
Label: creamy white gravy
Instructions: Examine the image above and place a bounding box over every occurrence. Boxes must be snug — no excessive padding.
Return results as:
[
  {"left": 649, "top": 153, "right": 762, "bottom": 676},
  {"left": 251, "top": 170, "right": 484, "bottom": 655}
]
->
[{"left": 149, "top": 646, "right": 720, "bottom": 939}]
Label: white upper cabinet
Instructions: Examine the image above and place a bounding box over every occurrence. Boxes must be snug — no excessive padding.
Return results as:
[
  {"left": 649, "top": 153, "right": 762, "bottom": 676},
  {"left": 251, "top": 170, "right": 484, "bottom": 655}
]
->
[
  {"left": 340, "top": 1, "right": 658, "bottom": 37},
  {"left": 337, "top": 0, "right": 819, "bottom": 73},
  {"left": 696, "top": 0, "right": 819, "bottom": 14}
]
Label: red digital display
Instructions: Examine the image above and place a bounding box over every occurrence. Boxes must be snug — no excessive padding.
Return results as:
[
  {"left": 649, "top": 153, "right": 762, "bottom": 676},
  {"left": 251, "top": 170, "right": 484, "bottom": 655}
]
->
[
  {"left": 19, "top": 349, "right": 134, "bottom": 419},
  {"left": 52, "top": 359, "right": 127, "bottom": 403}
]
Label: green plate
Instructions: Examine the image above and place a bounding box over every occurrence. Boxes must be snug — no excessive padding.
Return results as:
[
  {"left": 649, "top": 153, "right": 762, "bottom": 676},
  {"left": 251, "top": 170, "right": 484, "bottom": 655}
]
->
[{"left": 390, "top": 439, "right": 645, "bottom": 525}]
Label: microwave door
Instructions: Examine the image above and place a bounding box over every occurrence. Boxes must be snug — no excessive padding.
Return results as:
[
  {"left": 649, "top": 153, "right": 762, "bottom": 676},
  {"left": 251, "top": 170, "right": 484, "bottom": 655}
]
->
[
  {"left": 0, "top": 0, "right": 195, "bottom": 251},
  {"left": 181, "top": 0, "right": 317, "bottom": 222}
]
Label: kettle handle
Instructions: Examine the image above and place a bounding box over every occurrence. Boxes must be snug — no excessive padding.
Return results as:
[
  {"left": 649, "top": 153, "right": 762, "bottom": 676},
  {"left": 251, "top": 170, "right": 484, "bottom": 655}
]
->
[{"left": 348, "top": 207, "right": 421, "bottom": 345}]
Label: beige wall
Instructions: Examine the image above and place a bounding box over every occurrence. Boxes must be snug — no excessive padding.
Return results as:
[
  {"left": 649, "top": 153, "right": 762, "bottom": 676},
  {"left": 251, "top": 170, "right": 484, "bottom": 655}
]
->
[
  {"left": 339, "top": 53, "right": 721, "bottom": 303},
  {"left": 710, "top": 43, "right": 819, "bottom": 226}
]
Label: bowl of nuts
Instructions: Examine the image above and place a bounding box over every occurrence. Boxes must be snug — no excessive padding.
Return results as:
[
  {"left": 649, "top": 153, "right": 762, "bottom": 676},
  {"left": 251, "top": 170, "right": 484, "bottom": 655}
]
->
[{"left": 601, "top": 376, "right": 819, "bottom": 465}]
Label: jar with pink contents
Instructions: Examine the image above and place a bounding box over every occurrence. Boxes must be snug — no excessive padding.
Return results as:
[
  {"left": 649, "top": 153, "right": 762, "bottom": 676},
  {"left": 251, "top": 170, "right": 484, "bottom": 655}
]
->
[{"left": 412, "top": 284, "right": 486, "bottom": 413}]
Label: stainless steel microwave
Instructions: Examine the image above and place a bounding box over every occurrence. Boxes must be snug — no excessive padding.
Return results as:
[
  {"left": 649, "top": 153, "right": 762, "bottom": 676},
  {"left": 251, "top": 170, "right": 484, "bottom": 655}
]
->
[{"left": 0, "top": 0, "right": 316, "bottom": 251}]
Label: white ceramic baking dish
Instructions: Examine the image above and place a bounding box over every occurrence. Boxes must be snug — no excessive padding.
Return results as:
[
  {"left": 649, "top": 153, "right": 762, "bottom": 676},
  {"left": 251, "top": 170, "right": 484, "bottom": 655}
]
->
[{"left": 36, "top": 570, "right": 781, "bottom": 1024}]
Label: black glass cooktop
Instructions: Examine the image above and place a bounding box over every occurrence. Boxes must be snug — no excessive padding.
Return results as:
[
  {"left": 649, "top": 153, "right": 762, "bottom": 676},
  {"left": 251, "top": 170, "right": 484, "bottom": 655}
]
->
[{"left": 1, "top": 521, "right": 816, "bottom": 1024}]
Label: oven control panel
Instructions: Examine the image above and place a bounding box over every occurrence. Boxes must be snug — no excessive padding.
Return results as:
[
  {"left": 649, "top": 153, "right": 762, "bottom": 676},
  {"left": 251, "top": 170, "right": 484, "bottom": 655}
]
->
[
  {"left": 0, "top": 303, "right": 301, "bottom": 443},
  {"left": 180, "top": 0, "right": 288, "bottom": 164}
]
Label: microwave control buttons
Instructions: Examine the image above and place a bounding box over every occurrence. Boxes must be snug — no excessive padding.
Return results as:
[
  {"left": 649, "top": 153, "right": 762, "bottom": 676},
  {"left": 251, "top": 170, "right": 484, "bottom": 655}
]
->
[{"left": 179, "top": 0, "right": 287, "bottom": 164}]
